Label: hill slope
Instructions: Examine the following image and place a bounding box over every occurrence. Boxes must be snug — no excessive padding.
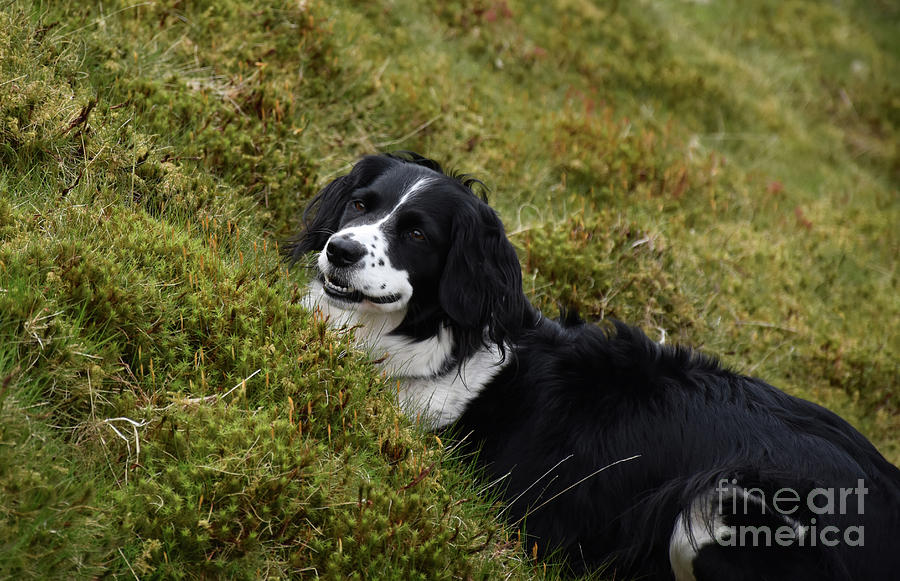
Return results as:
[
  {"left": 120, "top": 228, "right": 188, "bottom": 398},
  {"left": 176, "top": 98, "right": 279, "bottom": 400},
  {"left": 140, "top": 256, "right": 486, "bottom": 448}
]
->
[{"left": 1, "top": 0, "right": 896, "bottom": 578}]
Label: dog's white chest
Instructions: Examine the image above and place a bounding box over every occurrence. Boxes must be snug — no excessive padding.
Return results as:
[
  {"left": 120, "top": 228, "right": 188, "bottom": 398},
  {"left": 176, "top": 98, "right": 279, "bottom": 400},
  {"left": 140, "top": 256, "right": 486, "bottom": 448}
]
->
[
  {"left": 304, "top": 282, "right": 506, "bottom": 427},
  {"left": 398, "top": 345, "right": 507, "bottom": 428}
]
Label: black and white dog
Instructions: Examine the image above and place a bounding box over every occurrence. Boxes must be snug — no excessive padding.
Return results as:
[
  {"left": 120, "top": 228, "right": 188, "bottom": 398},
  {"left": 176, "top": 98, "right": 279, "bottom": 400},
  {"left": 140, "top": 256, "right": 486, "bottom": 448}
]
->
[{"left": 286, "top": 153, "right": 900, "bottom": 580}]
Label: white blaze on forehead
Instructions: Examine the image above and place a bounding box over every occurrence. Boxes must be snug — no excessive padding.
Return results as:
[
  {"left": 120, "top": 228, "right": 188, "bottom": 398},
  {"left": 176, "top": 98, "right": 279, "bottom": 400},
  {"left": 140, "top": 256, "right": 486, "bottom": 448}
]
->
[
  {"left": 354, "top": 175, "right": 436, "bottom": 235},
  {"left": 397, "top": 176, "right": 436, "bottom": 205}
]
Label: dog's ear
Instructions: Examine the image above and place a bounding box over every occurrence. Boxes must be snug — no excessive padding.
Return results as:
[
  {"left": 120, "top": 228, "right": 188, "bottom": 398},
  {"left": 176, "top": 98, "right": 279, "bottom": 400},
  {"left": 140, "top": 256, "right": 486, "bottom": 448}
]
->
[
  {"left": 283, "top": 155, "right": 398, "bottom": 265},
  {"left": 439, "top": 201, "right": 529, "bottom": 359}
]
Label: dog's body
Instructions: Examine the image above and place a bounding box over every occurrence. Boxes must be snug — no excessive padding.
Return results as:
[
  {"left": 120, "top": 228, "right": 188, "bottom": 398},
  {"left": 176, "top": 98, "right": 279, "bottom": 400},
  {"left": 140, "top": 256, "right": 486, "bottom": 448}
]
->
[{"left": 287, "top": 153, "right": 900, "bottom": 579}]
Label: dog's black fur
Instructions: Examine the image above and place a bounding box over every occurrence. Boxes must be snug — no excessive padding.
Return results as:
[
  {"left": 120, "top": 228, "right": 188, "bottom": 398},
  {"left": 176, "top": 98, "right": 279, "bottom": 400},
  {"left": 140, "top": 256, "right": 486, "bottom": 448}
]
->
[{"left": 287, "top": 153, "right": 900, "bottom": 579}]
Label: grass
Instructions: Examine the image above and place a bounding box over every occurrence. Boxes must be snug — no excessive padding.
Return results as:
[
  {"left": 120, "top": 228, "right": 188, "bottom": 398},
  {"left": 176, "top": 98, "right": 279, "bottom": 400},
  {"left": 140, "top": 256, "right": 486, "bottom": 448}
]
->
[{"left": 0, "top": 0, "right": 896, "bottom": 578}]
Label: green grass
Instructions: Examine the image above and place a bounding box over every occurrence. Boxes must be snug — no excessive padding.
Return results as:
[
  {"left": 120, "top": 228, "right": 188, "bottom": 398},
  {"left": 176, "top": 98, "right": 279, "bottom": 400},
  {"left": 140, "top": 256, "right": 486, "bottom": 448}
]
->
[{"left": 1, "top": 0, "right": 896, "bottom": 578}]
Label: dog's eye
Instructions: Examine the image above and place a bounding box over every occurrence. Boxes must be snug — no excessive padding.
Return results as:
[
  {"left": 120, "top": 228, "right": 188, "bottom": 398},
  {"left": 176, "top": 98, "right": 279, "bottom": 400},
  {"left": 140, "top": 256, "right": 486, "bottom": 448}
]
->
[
  {"left": 408, "top": 229, "right": 426, "bottom": 242},
  {"left": 351, "top": 200, "right": 366, "bottom": 212}
]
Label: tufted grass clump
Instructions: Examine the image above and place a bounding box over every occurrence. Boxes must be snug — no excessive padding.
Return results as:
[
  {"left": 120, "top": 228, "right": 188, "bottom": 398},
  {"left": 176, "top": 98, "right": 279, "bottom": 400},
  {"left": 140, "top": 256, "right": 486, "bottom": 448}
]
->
[
  {"left": 519, "top": 213, "right": 702, "bottom": 344},
  {"left": 1, "top": 0, "right": 897, "bottom": 578}
]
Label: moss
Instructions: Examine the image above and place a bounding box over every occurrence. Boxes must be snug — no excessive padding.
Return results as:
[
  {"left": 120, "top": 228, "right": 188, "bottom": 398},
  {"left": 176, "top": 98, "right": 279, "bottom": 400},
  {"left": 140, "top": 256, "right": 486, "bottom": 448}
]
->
[
  {"left": 519, "top": 213, "right": 701, "bottom": 341},
  {"left": 0, "top": 0, "right": 897, "bottom": 578}
]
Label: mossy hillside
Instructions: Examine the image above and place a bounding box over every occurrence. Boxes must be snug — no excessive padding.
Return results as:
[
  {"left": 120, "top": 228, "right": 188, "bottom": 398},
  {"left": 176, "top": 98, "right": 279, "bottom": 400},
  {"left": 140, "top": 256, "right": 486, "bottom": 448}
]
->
[
  {"left": 0, "top": 185, "right": 517, "bottom": 577},
  {"left": 1, "top": 0, "right": 897, "bottom": 578},
  {"left": 0, "top": 3, "right": 531, "bottom": 579}
]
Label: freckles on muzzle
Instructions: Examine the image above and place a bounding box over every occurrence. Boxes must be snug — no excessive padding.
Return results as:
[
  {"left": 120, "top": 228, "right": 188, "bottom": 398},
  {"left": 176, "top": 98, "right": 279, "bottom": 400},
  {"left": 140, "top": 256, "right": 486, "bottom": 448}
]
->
[{"left": 317, "top": 227, "right": 412, "bottom": 307}]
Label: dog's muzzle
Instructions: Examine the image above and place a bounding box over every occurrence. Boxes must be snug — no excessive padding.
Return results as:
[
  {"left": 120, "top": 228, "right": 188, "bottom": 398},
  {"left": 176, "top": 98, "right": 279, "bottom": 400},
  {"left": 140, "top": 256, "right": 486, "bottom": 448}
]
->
[
  {"left": 326, "top": 235, "right": 366, "bottom": 268},
  {"left": 319, "top": 234, "right": 403, "bottom": 305}
]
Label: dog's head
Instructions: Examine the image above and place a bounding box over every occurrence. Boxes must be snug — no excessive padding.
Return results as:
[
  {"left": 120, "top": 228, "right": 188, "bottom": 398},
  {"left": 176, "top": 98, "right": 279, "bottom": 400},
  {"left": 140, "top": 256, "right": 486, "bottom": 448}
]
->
[{"left": 286, "top": 153, "right": 530, "bottom": 363}]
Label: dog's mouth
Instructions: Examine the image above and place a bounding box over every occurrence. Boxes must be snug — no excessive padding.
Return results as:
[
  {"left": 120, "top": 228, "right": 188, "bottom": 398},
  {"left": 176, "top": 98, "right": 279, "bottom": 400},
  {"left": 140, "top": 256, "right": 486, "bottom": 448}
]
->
[{"left": 319, "top": 273, "right": 402, "bottom": 305}]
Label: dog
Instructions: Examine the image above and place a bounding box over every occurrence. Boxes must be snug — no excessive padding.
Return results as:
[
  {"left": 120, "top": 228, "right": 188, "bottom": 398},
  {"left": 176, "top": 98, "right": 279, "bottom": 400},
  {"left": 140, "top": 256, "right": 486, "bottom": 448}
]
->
[{"left": 285, "top": 152, "right": 900, "bottom": 579}]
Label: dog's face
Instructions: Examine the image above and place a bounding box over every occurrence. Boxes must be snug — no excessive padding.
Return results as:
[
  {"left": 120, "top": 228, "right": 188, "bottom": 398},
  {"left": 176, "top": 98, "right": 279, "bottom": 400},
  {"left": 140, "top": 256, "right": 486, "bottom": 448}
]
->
[
  {"left": 311, "top": 169, "right": 456, "bottom": 314},
  {"left": 287, "top": 153, "right": 530, "bottom": 364}
]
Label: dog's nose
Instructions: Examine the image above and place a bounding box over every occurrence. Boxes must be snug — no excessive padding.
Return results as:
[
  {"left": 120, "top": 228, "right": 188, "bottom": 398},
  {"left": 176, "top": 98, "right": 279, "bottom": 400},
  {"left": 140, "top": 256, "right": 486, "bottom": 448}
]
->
[{"left": 326, "top": 236, "right": 366, "bottom": 267}]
